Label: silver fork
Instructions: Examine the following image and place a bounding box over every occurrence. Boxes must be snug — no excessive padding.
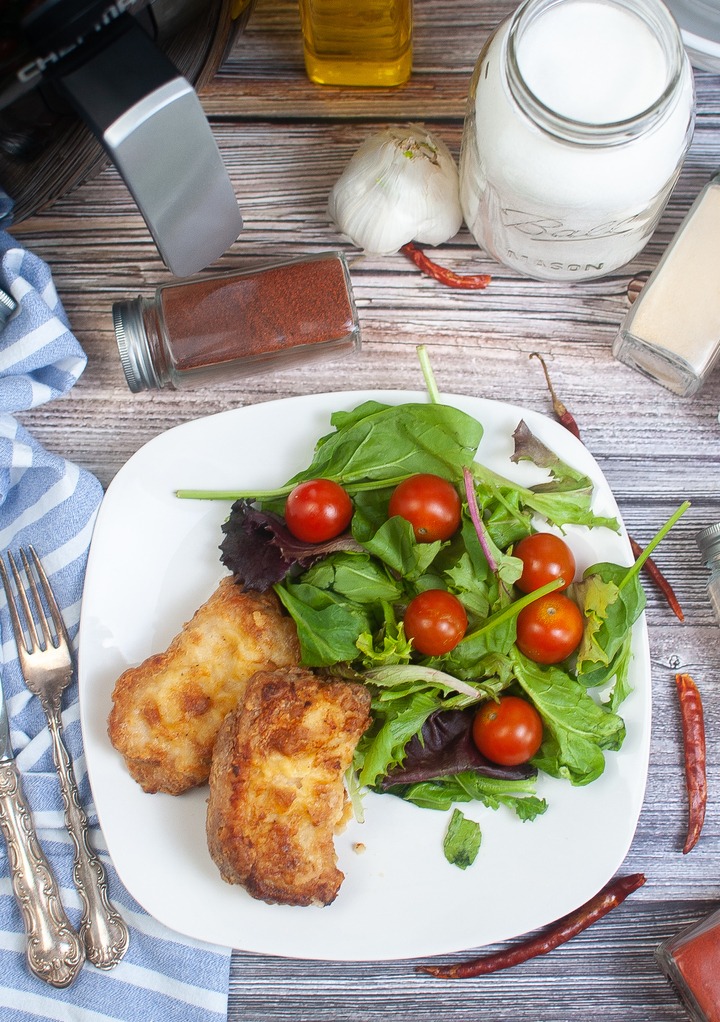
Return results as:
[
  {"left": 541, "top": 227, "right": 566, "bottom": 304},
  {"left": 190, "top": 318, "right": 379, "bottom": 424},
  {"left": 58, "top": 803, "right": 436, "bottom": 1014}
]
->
[{"left": 0, "top": 547, "right": 129, "bottom": 970}]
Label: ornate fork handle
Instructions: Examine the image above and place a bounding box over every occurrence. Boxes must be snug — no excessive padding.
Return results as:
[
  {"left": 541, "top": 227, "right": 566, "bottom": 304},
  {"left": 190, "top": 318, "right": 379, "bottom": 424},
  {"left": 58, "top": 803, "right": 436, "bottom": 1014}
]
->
[
  {"left": 45, "top": 702, "right": 129, "bottom": 969},
  {"left": 0, "top": 760, "right": 85, "bottom": 987}
]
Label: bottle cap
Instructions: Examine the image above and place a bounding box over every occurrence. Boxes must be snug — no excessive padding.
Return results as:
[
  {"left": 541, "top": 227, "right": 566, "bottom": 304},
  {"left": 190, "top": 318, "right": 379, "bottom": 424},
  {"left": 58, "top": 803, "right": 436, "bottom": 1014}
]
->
[
  {"left": 113, "top": 300, "right": 161, "bottom": 392},
  {"left": 697, "top": 522, "right": 720, "bottom": 562}
]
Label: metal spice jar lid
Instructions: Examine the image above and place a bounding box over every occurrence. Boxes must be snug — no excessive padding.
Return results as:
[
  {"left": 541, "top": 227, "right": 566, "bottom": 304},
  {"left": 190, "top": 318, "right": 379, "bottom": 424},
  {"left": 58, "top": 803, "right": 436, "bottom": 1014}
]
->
[{"left": 697, "top": 522, "right": 720, "bottom": 562}]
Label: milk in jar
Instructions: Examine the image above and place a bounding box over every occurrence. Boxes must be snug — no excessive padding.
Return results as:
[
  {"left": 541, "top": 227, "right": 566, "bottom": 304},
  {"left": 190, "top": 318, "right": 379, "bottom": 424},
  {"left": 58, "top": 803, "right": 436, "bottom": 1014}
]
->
[{"left": 459, "top": 0, "right": 695, "bottom": 281}]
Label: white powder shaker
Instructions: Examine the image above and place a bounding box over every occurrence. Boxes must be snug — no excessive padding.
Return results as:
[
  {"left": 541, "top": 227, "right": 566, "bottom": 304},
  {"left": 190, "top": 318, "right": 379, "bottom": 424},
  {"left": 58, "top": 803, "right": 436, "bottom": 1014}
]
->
[
  {"left": 459, "top": 0, "right": 695, "bottom": 282},
  {"left": 613, "top": 172, "right": 720, "bottom": 396}
]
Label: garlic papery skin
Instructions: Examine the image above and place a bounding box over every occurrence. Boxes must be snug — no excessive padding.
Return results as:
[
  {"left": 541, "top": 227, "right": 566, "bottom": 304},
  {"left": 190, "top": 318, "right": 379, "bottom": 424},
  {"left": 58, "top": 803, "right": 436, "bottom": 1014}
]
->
[{"left": 328, "top": 125, "right": 463, "bottom": 256}]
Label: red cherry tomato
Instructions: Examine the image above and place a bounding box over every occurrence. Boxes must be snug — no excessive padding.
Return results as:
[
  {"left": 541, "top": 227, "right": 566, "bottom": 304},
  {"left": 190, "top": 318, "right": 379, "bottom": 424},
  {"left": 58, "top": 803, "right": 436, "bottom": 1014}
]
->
[
  {"left": 514, "top": 532, "right": 576, "bottom": 593},
  {"left": 388, "top": 473, "right": 461, "bottom": 543},
  {"left": 516, "top": 592, "right": 584, "bottom": 665},
  {"left": 404, "top": 589, "right": 468, "bottom": 656},
  {"left": 284, "top": 478, "right": 353, "bottom": 543},
  {"left": 472, "top": 695, "right": 544, "bottom": 766}
]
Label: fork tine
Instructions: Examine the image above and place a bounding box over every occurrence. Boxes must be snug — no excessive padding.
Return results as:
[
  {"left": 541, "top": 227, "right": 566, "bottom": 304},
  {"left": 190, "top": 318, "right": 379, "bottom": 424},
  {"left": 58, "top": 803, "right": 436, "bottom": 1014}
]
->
[
  {"left": 27, "top": 547, "right": 69, "bottom": 649},
  {"left": 1, "top": 552, "right": 40, "bottom": 655},
  {"left": 19, "top": 548, "right": 58, "bottom": 651}
]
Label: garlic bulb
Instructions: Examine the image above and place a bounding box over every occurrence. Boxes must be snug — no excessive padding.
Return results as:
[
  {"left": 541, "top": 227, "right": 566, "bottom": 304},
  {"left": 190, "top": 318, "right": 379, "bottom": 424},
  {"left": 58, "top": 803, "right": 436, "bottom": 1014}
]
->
[{"left": 328, "top": 125, "right": 463, "bottom": 256}]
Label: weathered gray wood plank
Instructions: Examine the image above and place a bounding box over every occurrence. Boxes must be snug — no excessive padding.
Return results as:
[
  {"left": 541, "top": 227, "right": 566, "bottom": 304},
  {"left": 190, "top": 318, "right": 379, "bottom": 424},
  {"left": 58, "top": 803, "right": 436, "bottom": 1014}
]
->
[{"left": 5, "top": 0, "right": 720, "bottom": 1017}]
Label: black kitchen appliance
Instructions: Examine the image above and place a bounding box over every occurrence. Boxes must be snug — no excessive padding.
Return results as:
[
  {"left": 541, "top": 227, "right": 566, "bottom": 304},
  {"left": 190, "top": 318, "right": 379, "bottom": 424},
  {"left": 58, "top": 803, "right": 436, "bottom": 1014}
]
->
[{"left": 0, "top": 0, "right": 246, "bottom": 276}]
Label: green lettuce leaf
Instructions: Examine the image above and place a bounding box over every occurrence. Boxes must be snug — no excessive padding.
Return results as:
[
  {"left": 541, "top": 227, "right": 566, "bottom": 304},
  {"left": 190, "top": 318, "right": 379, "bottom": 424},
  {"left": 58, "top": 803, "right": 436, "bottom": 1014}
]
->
[{"left": 443, "top": 809, "right": 482, "bottom": 869}]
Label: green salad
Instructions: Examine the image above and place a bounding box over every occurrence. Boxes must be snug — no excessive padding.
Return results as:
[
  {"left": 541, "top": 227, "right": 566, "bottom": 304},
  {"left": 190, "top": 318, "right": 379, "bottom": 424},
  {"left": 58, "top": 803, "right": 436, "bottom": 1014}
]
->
[{"left": 180, "top": 369, "right": 686, "bottom": 869}]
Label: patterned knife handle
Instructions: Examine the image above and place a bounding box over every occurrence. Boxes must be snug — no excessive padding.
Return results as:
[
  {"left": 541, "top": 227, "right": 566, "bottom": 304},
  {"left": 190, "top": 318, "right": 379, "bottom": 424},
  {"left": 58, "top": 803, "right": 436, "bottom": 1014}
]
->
[
  {"left": 46, "top": 707, "right": 129, "bottom": 969},
  {"left": 0, "top": 759, "right": 85, "bottom": 987}
]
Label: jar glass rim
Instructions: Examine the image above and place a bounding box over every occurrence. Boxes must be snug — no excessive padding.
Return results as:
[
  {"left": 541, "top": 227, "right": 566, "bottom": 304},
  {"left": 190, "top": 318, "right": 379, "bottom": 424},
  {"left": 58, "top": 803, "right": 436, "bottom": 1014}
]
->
[{"left": 506, "top": 0, "right": 687, "bottom": 145}]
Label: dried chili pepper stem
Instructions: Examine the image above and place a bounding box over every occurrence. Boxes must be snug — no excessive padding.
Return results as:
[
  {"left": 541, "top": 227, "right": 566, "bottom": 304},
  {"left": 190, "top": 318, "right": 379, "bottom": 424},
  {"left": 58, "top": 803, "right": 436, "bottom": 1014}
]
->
[
  {"left": 418, "top": 873, "right": 646, "bottom": 979},
  {"left": 675, "top": 673, "right": 707, "bottom": 854},
  {"left": 529, "top": 352, "right": 581, "bottom": 439},
  {"left": 401, "top": 242, "right": 492, "bottom": 290},
  {"left": 529, "top": 350, "right": 684, "bottom": 622}
]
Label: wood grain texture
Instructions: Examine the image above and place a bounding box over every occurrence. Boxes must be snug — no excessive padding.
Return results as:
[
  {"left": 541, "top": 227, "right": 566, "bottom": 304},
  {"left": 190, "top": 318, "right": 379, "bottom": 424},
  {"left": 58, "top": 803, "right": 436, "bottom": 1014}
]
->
[{"left": 5, "top": 0, "right": 720, "bottom": 1019}]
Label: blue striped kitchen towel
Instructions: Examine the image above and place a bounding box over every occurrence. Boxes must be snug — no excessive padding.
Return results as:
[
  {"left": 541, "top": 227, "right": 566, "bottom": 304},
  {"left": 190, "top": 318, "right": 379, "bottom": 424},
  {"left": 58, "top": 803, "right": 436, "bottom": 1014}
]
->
[{"left": 0, "top": 227, "right": 232, "bottom": 1020}]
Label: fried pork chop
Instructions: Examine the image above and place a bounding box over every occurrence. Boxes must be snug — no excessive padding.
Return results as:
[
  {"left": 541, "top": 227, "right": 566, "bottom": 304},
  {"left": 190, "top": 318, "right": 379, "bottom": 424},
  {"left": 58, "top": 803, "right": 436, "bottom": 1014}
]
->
[
  {"left": 206, "top": 667, "right": 372, "bottom": 907},
  {"left": 107, "top": 577, "right": 300, "bottom": 795}
]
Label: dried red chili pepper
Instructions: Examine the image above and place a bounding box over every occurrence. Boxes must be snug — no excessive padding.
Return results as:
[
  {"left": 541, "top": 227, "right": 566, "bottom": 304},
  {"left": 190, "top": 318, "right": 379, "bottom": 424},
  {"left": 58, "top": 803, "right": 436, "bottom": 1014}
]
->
[
  {"left": 529, "top": 351, "right": 684, "bottom": 621},
  {"left": 418, "top": 873, "right": 646, "bottom": 979},
  {"left": 675, "top": 673, "right": 707, "bottom": 854},
  {"left": 529, "top": 352, "right": 582, "bottom": 439},
  {"left": 629, "top": 537, "right": 684, "bottom": 621},
  {"left": 400, "top": 243, "right": 492, "bottom": 290}
]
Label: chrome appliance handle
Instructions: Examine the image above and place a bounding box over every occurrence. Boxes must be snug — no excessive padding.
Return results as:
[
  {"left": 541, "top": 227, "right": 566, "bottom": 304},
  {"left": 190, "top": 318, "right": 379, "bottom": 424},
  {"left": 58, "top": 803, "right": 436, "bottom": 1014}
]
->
[{"left": 56, "top": 15, "right": 242, "bottom": 277}]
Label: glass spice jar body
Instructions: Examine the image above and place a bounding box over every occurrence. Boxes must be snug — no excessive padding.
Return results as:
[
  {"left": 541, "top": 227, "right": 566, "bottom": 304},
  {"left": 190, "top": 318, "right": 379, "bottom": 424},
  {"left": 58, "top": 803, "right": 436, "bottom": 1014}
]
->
[
  {"left": 612, "top": 173, "right": 720, "bottom": 397},
  {"left": 697, "top": 522, "right": 720, "bottom": 626},
  {"left": 298, "top": 0, "right": 412, "bottom": 87},
  {"left": 112, "top": 252, "right": 361, "bottom": 392},
  {"left": 459, "top": 0, "right": 695, "bottom": 281},
  {"left": 656, "top": 906, "right": 720, "bottom": 1022}
]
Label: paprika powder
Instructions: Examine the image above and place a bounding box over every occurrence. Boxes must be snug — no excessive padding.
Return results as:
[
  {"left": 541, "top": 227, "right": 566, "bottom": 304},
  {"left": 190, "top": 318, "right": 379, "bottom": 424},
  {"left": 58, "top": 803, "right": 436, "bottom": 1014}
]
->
[{"left": 113, "top": 252, "right": 360, "bottom": 391}]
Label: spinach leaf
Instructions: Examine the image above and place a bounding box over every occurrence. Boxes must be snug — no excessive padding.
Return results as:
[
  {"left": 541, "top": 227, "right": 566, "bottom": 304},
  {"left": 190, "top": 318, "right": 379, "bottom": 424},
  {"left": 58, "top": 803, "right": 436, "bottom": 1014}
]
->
[
  {"left": 511, "top": 650, "right": 626, "bottom": 786},
  {"left": 362, "top": 516, "right": 444, "bottom": 580},
  {"left": 302, "top": 552, "right": 403, "bottom": 604},
  {"left": 443, "top": 809, "right": 482, "bottom": 869},
  {"left": 286, "top": 401, "right": 483, "bottom": 488},
  {"left": 274, "top": 581, "right": 373, "bottom": 666}
]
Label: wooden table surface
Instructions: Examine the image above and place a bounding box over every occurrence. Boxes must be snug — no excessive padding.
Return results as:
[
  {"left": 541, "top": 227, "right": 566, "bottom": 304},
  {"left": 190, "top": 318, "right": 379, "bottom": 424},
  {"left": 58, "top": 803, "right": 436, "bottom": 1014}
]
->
[{"left": 7, "top": 1, "right": 720, "bottom": 1019}]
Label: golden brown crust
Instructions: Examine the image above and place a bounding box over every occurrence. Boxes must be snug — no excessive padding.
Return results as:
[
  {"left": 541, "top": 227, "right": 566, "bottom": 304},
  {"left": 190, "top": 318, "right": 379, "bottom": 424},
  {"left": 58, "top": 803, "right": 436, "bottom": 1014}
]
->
[
  {"left": 107, "top": 578, "right": 300, "bottom": 794},
  {"left": 206, "top": 667, "right": 371, "bottom": 907}
]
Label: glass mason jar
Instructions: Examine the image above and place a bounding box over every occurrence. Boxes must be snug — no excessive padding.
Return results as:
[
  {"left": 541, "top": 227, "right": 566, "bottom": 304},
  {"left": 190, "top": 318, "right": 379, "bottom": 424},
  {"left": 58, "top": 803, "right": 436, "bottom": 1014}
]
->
[{"left": 459, "top": 0, "right": 695, "bottom": 281}]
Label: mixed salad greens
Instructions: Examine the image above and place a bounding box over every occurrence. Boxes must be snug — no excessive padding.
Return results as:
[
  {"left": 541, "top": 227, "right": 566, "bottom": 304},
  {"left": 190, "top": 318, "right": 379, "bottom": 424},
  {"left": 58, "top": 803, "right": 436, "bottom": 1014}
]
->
[{"left": 182, "top": 365, "right": 686, "bottom": 869}]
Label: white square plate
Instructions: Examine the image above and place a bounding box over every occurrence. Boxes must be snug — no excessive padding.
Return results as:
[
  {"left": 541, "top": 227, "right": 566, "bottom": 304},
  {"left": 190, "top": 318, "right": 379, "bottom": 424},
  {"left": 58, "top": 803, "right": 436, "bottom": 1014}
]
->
[{"left": 78, "top": 391, "right": 650, "bottom": 960}]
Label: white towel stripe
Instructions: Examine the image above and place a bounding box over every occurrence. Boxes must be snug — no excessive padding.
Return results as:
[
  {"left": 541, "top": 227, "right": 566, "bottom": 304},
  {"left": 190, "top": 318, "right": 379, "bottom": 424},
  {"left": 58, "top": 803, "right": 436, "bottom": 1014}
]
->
[
  {"left": 0, "top": 314, "right": 68, "bottom": 373},
  {"left": 0, "top": 462, "right": 82, "bottom": 548}
]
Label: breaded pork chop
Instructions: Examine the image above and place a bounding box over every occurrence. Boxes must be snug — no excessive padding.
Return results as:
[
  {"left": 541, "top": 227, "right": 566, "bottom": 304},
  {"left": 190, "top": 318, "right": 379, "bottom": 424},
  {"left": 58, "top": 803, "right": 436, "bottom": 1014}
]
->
[
  {"left": 206, "top": 667, "right": 372, "bottom": 907},
  {"left": 108, "top": 577, "right": 300, "bottom": 795}
]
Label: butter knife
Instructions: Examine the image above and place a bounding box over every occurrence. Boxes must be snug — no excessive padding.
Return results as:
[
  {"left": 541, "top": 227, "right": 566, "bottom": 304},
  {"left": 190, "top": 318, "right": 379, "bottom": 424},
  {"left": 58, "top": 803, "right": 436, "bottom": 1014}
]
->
[{"left": 0, "top": 668, "right": 85, "bottom": 987}]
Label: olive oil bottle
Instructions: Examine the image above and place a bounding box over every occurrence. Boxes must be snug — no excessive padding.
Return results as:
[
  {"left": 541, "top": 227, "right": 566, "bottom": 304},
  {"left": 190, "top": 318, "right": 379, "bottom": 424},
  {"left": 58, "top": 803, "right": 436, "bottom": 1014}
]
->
[{"left": 299, "top": 0, "right": 412, "bottom": 87}]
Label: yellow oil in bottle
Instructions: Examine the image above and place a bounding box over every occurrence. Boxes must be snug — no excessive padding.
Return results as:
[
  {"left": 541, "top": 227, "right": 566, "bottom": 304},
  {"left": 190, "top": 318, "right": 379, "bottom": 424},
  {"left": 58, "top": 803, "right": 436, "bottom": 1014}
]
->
[{"left": 299, "top": 0, "right": 413, "bottom": 87}]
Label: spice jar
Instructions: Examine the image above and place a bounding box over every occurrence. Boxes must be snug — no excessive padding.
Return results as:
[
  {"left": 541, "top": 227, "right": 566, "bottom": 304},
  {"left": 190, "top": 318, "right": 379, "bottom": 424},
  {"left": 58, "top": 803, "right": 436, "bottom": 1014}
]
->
[
  {"left": 459, "top": 0, "right": 695, "bottom": 281},
  {"left": 697, "top": 522, "right": 720, "bottom": 626},
  {"left": 113, "top": 252, "right": 360, "bottom": 392},
  {"left": 656, "top": 906, "right": 720, "bottom": 1022},
  {"left": 298, "top": 0, "right": 412, "bottom": 87},
  {"left": 613, "top": 173, "right": 720, "bottom": 396}
]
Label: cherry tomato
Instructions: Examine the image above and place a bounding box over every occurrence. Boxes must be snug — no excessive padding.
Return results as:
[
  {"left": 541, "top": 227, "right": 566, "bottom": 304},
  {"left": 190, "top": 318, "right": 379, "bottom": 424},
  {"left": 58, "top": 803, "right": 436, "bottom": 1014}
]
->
[
  {"left": 404, "top": 589, "right": 468, "bottom": 656},
  {"left": 472, "top": 695, "right": 544, "bottom": 766},
  {"left": 284, "top": 478, "right": 353, "bottom": 543},
  {"left": 516, "top": 592, "right": 584, "bottom": 665},
  {"left": 514, "top": 532, "right": 576, "bottom": 593},
  {"left": 388, "top": 473, "right": 461, "bottom": 543}
]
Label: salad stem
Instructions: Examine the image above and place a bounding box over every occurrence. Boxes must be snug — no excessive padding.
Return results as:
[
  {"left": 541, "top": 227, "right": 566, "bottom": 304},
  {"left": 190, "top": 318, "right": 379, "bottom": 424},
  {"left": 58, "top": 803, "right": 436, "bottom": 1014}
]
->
[
  {"left": 417, "top": 345, "right": 441, "bottom": 404},
  {"left": 619, "top": 500, "right": 690, "bottom": 590},
  {"left": 176, "top": 474, "right": 415, "bottom": 502},
  {"left": 463, "top": 467, "right": 498, "bottom": 573},
  {"left": 461, "top": 576, "right": 565, "bottom": 645}
]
